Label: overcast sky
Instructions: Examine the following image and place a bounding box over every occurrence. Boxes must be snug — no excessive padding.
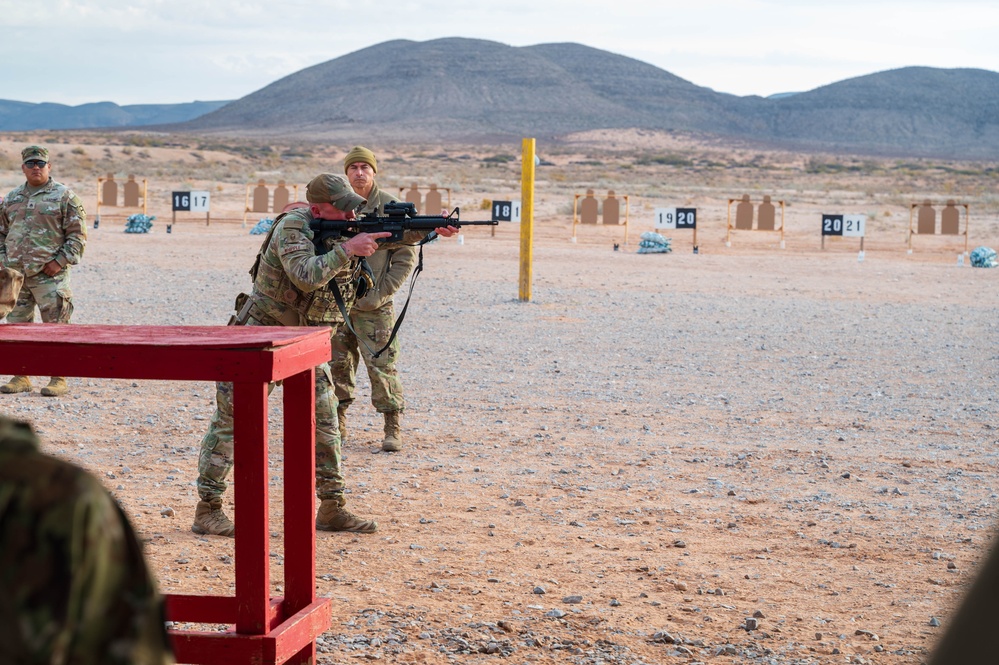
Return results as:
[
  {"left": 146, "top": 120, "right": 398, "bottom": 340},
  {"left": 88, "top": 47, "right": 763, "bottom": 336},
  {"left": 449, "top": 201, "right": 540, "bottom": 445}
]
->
[{"left": 2, "top": 0, "right": 997, "bottom": 106}]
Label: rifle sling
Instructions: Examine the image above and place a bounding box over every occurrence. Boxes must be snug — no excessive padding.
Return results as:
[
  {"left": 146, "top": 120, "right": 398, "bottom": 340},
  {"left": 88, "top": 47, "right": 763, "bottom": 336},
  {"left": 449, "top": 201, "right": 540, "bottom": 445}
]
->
[{"left": 331, "top": 236, "right": 433, "bottom": 359}]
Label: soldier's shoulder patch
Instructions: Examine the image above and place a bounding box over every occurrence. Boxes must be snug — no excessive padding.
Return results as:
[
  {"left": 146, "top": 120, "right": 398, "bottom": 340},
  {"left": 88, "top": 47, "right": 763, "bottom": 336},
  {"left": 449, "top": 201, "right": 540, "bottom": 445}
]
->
[{"left": 281, "top": 242, "right": 312, "bottom": 256}]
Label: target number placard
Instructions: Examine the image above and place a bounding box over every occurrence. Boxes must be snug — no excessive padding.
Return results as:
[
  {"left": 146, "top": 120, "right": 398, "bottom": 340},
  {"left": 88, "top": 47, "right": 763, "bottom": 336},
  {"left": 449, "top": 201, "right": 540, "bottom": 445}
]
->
[
  {"left": 654, "top": 207, "right": 696, "bottom": 229},
  {"left": 821, "top": 214, "right": 865, "bottom": 237},
  {"left": 491, "top": 200, "right": 521, "bottom": 222},
  {"left": 172, "top": 190, "right": 211, "bottom": 212}
]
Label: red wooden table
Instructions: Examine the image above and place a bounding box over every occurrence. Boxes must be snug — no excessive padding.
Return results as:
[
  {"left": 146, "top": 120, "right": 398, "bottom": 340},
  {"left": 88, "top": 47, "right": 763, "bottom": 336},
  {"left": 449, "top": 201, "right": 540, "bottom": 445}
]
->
[{"left": 0, "top": 324, "right": 333, "bottom": 665}]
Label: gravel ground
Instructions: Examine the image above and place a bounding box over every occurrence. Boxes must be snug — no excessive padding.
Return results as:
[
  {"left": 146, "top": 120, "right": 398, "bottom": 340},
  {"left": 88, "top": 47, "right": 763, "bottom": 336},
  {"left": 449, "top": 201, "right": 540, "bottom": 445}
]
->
[{"left": 2, "top": 220, "right": 997, "bottom": 665}]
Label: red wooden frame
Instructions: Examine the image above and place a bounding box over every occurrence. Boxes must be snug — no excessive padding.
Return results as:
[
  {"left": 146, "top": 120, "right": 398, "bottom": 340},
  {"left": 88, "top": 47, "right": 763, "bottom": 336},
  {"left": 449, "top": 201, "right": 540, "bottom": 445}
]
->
[{"left": 0, "top": 324, "right": 333, "bottom": 665}]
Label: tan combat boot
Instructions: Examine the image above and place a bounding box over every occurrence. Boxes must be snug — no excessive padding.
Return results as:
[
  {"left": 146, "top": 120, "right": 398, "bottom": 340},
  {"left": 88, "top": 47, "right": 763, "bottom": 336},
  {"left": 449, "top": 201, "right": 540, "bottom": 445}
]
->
[
  {"left": 337, "top": 403, "right": 348, "bottom": 444},
  {"left": 41, "top": 377, "right": 68, "bottom": 397},
  {"left": 382, "top": 411, "right": 402, "bottom": 452},
  {"left": 316, "top": 498, "right": 378, "bottom": 533},
  {"left": 0, "top": 375, "right": 32, "bottom": 394},
  {"left": 192, "top": 498, "right": 235, "bottom": 537}
]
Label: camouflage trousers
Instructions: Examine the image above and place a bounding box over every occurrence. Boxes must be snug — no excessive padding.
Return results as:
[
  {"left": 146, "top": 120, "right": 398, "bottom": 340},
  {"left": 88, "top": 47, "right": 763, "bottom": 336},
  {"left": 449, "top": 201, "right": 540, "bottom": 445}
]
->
[
  {"left": 4, "top": 269, "right": 73, "bottom": 323},
  {"left": 331, "top": 304, "right": 405, "bottom": 413},
  {"left": 197, "top": 317, "right": 343, "bottom": 502}
]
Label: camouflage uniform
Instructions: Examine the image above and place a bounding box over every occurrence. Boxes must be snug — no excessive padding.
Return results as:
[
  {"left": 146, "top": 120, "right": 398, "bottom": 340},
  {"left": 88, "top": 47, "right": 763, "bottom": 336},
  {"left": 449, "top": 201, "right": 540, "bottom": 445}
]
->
[
  {"left": 0, "top": 416, "right": 174, "bottom": 665},
  {"left": 331, "top": 182, "right": 417, "bottom": 414},
  {"left": 0, "top": 173, "right": 87, "bottom": 324},
  {"left": 197, "top": 200, "right": 429, "bottom": 512}
]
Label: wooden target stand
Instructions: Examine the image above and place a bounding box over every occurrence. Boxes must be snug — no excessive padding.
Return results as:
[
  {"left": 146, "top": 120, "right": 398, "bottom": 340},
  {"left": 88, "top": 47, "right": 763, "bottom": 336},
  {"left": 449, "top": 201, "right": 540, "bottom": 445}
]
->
[
  {"left": 907, "top": 200, "right": 970, "bottom": 255},
  {"left": 398, "top": 183, "right": 452, "bottom": 214},
  {"left": 726, "top": 195, "right": 785, "bottom": 248},
  {"left": 244, "top": 181, "right": 304, "bottom": 226},
  {"left": 572, "top": 190, "right": 631, "bottom": 245},
  {"left": 95, "top": 174, "right": 148, "bottom": 229},
  {"left": 0, "top": 325, "right": 334, "bottom": 665}
]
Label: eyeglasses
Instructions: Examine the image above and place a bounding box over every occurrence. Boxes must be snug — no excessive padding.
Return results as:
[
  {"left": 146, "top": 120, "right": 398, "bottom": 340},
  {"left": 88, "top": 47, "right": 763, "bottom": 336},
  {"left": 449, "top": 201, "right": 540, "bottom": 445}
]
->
[{"left": 23, "top": 160, "right": 47, "bottom": 168}]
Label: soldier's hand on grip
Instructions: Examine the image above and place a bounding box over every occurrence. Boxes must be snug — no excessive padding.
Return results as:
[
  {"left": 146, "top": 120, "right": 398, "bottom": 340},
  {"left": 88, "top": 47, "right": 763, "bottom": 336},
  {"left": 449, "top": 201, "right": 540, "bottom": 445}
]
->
[{"left": 343, "top": 231, "right": 392, "bottom": 257}]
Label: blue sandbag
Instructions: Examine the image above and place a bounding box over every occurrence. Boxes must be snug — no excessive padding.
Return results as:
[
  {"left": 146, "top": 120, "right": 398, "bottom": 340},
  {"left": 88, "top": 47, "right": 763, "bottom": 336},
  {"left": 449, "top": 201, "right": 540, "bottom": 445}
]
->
[
  {"left": 970, "top": 246, "right": 997, "bottom": 268},
  {"left": 250, "top": 218, "right": 274, "bottom": 235},
  {"left": 124, "top": 213, "right": 155, "bottom": 233},
  {"left": 637, "top": 231, "right": 672, "bottom": 254}
]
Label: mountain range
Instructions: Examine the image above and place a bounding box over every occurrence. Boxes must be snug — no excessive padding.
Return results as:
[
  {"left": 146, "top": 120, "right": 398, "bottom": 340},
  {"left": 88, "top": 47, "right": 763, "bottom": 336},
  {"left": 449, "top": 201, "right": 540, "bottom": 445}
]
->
[
  {"left": 0, "top": 100, "right": 229, "bottom": 131},
  {"left": 6, "top": 38, "right": 999, "bottom": 159}
]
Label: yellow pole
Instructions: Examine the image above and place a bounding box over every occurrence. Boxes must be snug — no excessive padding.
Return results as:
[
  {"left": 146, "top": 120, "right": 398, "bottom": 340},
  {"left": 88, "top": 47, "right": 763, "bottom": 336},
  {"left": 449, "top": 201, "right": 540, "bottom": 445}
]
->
[
  {"left": 624, "top": 195, "right": 630, "bottom": 246},
  {"left": 572, "top": 194, "right": 579, "bottom": 241},
  {"left": 726, "top": 200, "right": 733, "bottom": 246},
  {"left": 964, "top": 203, "right": 970, "bottom": 255},
  {"left": 95, "top": 177, "right": 103, "bottom": 221},
  {"left": 780, "top": 200, "right": 785, "bottom": 249},
  {"left": 519, "top": 138, "right": 535, "bottom": 302},
  {"left": 908, "top": 204, "right": 915, "bottom": 250}
]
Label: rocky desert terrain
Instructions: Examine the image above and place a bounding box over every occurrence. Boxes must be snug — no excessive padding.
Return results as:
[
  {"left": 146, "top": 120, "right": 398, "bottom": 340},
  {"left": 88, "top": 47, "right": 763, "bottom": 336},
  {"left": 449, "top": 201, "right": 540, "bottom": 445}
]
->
[{"left": 0, "top": 130, "right": 997, "bottom": 664}]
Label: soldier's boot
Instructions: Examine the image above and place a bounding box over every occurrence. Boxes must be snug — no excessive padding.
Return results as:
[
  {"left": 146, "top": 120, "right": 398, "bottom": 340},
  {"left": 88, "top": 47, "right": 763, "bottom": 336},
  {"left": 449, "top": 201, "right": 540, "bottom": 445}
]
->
[
  {"left": 0, "top": 375, "right": 33, "bottom": 394},
  {"left": 316, "top": 499, "right": 378, "bottom": 533},
  {"left": 337, "top": 403, "right": 348, "bottom": 444},
  {"left": 191, "top": 498, "right": 235, "bottom": 537},
  {"left": 40, "top": 377, "right": 68, "bottom": 397},
  {"left": 381, "top": 411, "right": 402, "bottom": 452}
]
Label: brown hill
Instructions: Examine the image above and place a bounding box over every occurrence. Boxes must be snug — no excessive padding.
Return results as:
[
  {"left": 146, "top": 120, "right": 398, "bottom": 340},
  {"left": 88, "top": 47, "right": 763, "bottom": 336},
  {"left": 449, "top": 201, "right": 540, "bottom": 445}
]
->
[
  {"left": 177, "top": 38, "right": 999, "bottom": 158},
  {"left": 752, "top": 66, "right": 999, "bottom": 157}
]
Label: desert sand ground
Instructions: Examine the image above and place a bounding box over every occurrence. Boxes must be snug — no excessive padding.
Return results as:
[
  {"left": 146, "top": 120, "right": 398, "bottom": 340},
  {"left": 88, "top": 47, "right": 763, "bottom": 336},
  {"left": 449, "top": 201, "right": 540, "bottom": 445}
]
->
[{"left": 1, "top": 130, "right": 998, "bottom": 664}]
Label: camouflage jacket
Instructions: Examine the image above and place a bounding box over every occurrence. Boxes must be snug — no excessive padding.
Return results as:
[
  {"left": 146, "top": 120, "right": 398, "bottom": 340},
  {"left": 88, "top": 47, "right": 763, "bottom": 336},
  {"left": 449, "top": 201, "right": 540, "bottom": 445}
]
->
[
  {"left": 250, "top": 206, "right": 427, "bottom": 326},
  {"left": 353, "top": 183, "right": 418, "bottom": 312},
  {"left": 0, "top": 178, "right": 87, "bottom": 277},
  {"left": 0, "top": 417, "right": 174, "bottom": 664}
]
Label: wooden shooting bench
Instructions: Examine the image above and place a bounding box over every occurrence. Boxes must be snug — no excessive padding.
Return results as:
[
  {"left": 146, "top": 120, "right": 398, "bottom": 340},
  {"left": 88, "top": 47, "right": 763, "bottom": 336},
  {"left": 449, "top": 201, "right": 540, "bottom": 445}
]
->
[{"left": 0, "top": 324, "right": 333, "bottom": 665}]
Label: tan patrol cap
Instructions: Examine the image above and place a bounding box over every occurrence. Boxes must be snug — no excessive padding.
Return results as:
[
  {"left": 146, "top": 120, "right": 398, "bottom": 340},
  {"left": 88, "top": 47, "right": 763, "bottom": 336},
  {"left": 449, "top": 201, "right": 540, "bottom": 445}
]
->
[{"left": 305, "top": 173, "right": 366, "bottom": 211}]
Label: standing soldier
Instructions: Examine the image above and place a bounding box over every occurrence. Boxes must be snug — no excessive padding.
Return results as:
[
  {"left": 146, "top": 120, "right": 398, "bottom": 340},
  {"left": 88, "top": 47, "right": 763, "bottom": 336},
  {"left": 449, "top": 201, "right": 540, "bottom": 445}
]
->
[
  {"left": 333, "top": 146, "right": 418, "bottom": 452},
  {"left": 192, "top": 173, "right": 458, "bottom": 537},
  {"left": 0, "top": 145, "right": 87, "bottom": 397}
]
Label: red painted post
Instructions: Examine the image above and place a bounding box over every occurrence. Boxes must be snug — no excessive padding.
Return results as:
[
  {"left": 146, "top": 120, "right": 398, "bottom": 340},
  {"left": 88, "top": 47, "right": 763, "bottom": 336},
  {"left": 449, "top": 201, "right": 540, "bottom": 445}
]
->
[
  {"left": 234, "top": 379, "right": 272, "bottom": 635},
  {"left": 282, "top": 368, "right": 320, "bottom": 665}
]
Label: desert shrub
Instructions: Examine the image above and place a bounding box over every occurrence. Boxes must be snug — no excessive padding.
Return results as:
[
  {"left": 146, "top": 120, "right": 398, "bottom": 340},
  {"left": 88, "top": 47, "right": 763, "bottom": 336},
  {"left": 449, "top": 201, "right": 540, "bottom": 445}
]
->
[{"left": 637, "top": 154, "right": 692, "bottom": 167}]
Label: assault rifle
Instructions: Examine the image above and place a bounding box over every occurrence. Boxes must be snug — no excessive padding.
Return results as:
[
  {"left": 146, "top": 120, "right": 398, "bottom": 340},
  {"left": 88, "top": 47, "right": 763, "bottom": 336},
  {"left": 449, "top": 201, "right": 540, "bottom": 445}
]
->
[{"left": 308, "top": 201, "right": 497, "bottom": 251}]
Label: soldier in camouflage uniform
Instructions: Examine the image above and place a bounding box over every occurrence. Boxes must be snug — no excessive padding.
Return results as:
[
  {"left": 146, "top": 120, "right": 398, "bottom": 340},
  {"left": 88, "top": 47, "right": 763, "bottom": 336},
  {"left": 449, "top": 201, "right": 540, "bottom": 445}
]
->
[
  {"left": 193, "top": 173, "right": 457, "bottom": 537},
  {"left": 333, "top": 146, "right": 418, "bottom": 452},
  {"left": 0, "top": 146, "right": 87, "bottom": 397},
  {"left": 0, "top": 416, "right": 174, "bottom": 664}
]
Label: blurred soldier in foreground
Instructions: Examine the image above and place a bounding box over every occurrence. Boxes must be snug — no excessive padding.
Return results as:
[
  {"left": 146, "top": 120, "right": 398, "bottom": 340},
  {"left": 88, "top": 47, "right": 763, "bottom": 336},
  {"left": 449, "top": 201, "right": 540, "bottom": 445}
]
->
[
  {"left": 0, "top": 416, "right": 174, "bottom": 664},
  {"left": 333, "top": 146, "right": 418, "bottom": 452},
  {"left": 193, "top": 173, "right": 457, "bottom": 537},
  {"left": 927, "top": 531, "right": 999, "bottom": 663},
  {"left": 0, "top": 145, "right": 87, "bottom": 397}
]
